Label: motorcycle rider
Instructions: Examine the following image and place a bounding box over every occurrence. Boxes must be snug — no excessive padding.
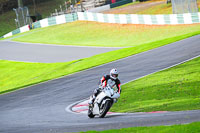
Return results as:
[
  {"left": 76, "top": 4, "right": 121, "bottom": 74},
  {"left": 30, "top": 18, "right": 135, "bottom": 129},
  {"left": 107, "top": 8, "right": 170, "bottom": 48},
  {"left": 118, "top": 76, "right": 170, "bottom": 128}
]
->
[{"left": 88, "top": 68, "right": 121, "bottom": 105}]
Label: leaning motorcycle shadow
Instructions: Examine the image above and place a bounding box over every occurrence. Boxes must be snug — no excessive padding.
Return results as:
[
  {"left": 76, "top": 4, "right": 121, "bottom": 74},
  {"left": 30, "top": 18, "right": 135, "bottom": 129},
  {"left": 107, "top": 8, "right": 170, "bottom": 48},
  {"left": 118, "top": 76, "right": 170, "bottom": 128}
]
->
[
  {"left": 90, "top": 114, "right": 125, "bottom": 119},
  {"left": 104, "top": 114, "right": 124, "bottom": 118}
]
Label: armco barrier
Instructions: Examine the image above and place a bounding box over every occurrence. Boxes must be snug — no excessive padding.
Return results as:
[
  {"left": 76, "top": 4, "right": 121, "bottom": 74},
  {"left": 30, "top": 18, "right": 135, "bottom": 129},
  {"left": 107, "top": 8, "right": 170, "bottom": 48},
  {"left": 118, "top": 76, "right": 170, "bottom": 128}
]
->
[
  {"left": 2, "top": 12, "right": 200, "bottom": 38},
  {"left": 2, "top": 13, "right": 78, "bottom": 38},
  {"left": 78, "top": 12, "right": 200, "bottom": 25},
  {"left": 3, "top": 25, "right": 30, "bottom": 38},
  {"left": 32, "top": 13, "right": 78, "bottom": 29}
]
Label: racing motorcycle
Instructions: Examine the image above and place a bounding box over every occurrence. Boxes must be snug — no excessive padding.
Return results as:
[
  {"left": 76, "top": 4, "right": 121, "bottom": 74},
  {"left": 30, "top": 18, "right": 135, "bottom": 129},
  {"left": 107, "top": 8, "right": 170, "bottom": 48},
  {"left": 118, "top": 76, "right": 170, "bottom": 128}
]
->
[{"left": 88, "top": 85, "right": 120, "bottom": 118}]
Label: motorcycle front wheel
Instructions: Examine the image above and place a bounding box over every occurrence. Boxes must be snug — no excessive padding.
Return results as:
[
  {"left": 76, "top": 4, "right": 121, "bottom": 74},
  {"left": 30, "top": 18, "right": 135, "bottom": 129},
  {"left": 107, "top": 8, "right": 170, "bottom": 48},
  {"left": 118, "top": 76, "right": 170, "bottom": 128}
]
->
[
  {"left": 88, "top": 105, "right": 95, "bottom": 118},
  {"left": 99, "top": 100, "right": 112, "bottom": 118}
]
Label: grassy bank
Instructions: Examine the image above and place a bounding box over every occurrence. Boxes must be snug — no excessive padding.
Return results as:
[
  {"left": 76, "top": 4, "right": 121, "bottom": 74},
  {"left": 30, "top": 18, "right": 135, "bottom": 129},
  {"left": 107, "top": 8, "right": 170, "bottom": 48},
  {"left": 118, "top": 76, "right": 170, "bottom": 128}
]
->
[
  {"left": 1, "top": 31, "right": 200, "bottom": 94},
  {"left": 111, "top": 56, "right": 200, "bottom": 113},
  {"left": 81, "top": 121, "right": 200, "bottom": 133},
  {"left": 0, "top": 60, "right": 76, "bottom": 94},
  {"left": 0, "top": 0, "right": 69, "bottom": 37},
  {"left": 12, "top": 21, "right": 200, "bottom": 47}
]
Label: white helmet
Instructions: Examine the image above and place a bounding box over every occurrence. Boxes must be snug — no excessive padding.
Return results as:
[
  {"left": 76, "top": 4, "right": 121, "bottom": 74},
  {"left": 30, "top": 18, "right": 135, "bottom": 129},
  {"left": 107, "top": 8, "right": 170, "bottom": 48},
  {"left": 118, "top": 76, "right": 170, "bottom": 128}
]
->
[{"left": 110, "top": 68, "right": 119, "bottom": 80}]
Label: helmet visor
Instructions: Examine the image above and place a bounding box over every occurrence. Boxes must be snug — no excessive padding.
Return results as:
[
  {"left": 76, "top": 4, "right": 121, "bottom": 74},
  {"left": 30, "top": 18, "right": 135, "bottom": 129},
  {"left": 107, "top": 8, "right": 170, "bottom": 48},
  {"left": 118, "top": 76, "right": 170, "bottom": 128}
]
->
[{"left": 112, "top": 74, "right": 118, "bottom": 78}]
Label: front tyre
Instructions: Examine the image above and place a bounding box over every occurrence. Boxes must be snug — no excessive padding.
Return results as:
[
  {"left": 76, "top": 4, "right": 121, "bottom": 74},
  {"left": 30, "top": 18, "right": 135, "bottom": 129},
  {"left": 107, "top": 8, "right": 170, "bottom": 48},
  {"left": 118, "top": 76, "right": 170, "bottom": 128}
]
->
[
  {"left": 99, "top": 100, "right": 112, "bottom": 118},
  {"left": 88, "top": 105, "right": 95, "bottom": 118}
]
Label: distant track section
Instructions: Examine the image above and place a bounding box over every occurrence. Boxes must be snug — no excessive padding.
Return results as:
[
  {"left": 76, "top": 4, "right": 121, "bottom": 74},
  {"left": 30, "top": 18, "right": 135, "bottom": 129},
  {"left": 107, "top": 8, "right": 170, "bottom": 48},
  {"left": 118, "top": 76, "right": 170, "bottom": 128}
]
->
[{"left": 0, "top": 40, "right": 120, "bottom": 63}]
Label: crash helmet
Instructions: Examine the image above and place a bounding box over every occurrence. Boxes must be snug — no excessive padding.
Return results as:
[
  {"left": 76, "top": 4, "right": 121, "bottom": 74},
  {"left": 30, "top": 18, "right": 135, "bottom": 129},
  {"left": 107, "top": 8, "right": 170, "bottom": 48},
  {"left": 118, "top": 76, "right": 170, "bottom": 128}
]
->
[{"left": 110, "top": 68, "right": 119, "bottom": 80}]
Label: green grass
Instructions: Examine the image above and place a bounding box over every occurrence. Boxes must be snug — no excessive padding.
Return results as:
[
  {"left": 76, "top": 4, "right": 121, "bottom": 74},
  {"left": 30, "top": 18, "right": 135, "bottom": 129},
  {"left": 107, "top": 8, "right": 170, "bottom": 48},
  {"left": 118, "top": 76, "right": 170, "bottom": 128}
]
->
[
  {"left": 110, "top": 56, "right": 200, "bottom": 113},
  {"left": 0, "top": 0, "right": 70, "bottom": 37},
  {"left": 113, "top": 1, "right": 139, "bottom": 9},
  {"left": 11, "top": 21, "right": 200, "bottom": 47},
  {"left": 0, "top": 60, "right": 76, "bottom": 94},
  {"left": 81, "top": 121, "right": 200, "bottom": 133},
  {"left": 0, "top": 11, "right": 17, "bottom": 37},
  {"left": 1, "top": 30, "right": 200, "bottom": 94}
]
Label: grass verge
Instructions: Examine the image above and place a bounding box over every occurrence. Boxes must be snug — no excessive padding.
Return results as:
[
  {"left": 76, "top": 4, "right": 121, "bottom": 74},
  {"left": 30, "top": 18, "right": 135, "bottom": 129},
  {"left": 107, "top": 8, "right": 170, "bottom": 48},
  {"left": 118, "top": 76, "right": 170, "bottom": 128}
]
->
[
  {"left": 11, "top": 21, "right": 200, "bottom": 47},
  {"left": 0, "top": 0, "right": 69, "bottom": 37},
  {"left": 0, "top": 31, "right": 200, "bottom": 94},
  {"left": 111, "top": 56, "right": 200, "bottom": 113},
  {"left": 80, "top": 121, "right": 200, "bottom": 133}
]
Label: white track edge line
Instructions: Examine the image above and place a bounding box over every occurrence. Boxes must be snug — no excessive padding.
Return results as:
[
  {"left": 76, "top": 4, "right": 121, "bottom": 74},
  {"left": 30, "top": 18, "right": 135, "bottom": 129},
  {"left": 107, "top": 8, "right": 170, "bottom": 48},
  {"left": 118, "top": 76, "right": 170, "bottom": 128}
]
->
[
  {"left": 0, "top": 59, "right": 41, "bottom": 63},
  {"left": 3, "top": 40, "right": 123, "bottom": 49}
]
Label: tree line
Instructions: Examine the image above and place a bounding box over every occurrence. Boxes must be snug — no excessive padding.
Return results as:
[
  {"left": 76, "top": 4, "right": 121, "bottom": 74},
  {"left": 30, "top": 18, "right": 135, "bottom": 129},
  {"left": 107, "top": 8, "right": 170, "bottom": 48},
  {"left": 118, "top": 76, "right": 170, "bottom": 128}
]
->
[{"left": 0, "top": 0, "right": 73, "bottom": 14}]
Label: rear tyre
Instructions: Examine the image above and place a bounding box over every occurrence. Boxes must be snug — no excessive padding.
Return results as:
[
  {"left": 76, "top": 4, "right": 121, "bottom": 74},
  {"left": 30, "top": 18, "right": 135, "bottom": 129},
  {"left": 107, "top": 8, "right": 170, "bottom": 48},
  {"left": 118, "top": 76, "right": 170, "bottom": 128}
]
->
[
  {"left": 99, "top": 100, "right": 112, "bottom": 118},
  {"left": 88, "top": 105, "right": 95, "bottom": 118}
]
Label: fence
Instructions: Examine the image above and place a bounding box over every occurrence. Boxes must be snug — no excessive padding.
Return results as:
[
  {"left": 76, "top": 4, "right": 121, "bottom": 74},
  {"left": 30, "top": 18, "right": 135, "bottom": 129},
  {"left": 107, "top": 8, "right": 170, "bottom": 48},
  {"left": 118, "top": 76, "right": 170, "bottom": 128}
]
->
[
  {"left": 171, "top": 0, "right": 198, "bottom": 14},
  {"left": 13, "top": 6, "right": 31, "bottom": 28}
]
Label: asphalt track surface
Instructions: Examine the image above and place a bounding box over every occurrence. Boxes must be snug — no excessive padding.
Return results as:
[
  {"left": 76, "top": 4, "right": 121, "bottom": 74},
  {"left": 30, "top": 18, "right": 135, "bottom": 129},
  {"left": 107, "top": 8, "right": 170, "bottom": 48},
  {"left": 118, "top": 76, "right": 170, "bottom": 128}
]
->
[
  {"left": 0, "top": 35, "right": 200, "bottom": 133},
  {"left": 0, "top": 40, "right": 120, "bottom": 63}
]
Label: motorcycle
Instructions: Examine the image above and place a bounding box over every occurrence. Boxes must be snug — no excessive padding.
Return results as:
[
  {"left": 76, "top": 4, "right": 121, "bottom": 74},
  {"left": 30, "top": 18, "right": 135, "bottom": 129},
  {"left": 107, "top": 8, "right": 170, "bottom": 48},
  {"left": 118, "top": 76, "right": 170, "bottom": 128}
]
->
[{"left": 88, "top": 85, "right": 120, "bottom": 118}]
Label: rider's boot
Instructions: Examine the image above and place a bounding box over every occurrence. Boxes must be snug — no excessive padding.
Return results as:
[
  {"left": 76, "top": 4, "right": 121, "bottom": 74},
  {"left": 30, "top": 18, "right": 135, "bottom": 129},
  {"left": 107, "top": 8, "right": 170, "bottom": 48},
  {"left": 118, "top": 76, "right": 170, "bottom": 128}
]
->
[
  {"left": 88, "top": 95, "right": 95, "bottom": 105},
  {"left": 88, "top": 88, "right": 101, "bottom": 105}
]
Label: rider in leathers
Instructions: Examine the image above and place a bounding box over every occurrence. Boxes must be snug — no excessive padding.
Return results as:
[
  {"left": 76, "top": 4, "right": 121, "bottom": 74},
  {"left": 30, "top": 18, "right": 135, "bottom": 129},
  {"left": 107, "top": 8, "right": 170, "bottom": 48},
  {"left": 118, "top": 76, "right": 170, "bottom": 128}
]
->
[{"left": 89, "top": 68, "right": 121, "bottom": 105}]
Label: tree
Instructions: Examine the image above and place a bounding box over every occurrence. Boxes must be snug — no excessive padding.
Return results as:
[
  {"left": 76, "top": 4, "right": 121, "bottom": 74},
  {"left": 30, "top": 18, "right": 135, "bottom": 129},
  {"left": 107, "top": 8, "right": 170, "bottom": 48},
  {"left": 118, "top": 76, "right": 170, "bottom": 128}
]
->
[
  {"left": 0, "top": 0, "right": 9, "bottom": 14},
  {"left": 18, "top": 0, "right": 23, "bottom": 7},
  {"left": 33, "top": 0, "right": 36, "bottom": 14}
]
